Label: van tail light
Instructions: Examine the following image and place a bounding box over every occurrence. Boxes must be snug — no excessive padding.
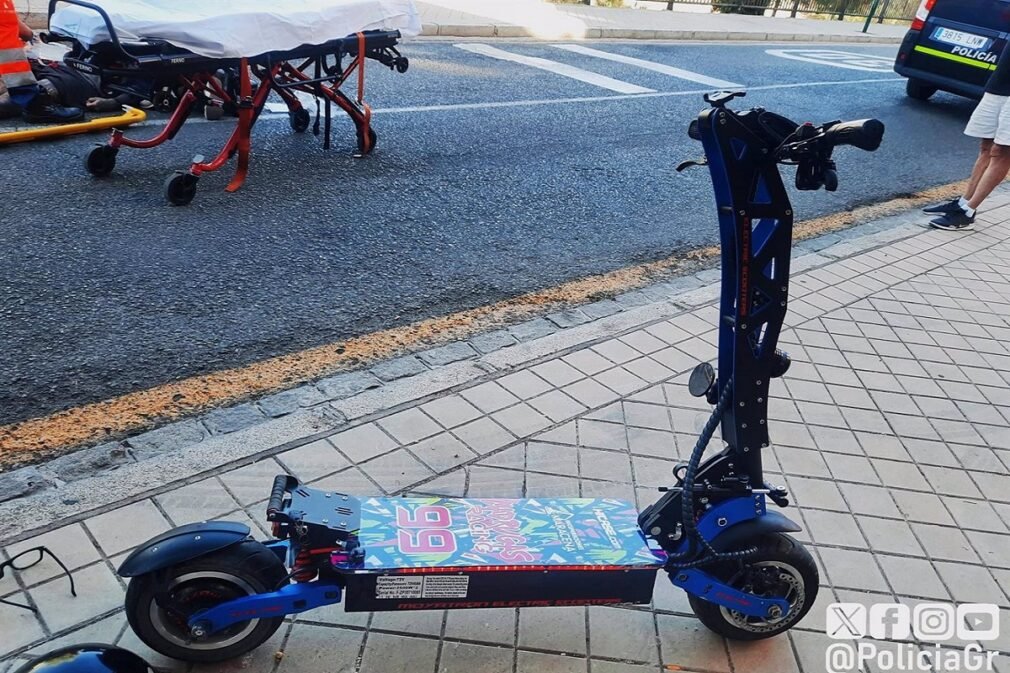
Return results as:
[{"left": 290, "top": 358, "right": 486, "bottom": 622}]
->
[{"left": 911, "top": 0, "right": 935, "bottom": 31}]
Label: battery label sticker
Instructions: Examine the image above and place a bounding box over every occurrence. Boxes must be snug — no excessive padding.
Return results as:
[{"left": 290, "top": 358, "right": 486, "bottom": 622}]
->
[
  {"left": 422, "top": 576, "right": 469, "bottom": 598},
  {"left": 376, "top": 576, "right": 423, "bottom": 599}
]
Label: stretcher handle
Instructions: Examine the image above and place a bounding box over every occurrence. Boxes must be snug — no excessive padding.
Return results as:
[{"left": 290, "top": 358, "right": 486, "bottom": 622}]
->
[
  {"left": 47, "top": 0, "right": 140, "bottom": 61},
  {"left": 266, "top": 474, "right": 298, "bottom": 521}
]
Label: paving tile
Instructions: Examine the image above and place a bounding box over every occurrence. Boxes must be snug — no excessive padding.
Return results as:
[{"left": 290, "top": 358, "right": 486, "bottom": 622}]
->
[
  {"left": 876, "top": 554, "right": 949, "bottom": 601},
  {"left": 824, "top": 454, "right": 880, "bottom": 485},
  {"left": 594, "top": 368, "right": 648, "bottom": 396},
  {"left": 933, "top": 561, "right": 1006, "bottom": 605},
  {"left": 593, "top": 340, "right": 642, "bottom": 365},
  {"left": 29, "top": 561, "right": 123, "bottom": 633},
  {"left": 891, "top": 490, "right": 955, "bottom": 526},
  {"left": 218, "top": 458, "right": 286, "bottom": 506},
  {"left": 445, "top": 608, "right": 515, "bottom": 645},
  {"left": 370, "top": 608, "right": 444, "bottom": 635},
  {"left": 577, "top": 419, "right": 628, "bottom": 451},
  {"left": 528, "top": 391, "right": 587, "bottom": 423},
  {"left": 626, "top": 427, "right": 676, "bottom": 458},
  {"left": 190, "top": 624, "right": 286, "bottom": 673},
  {"left": 622, "top": 402, "right": 671, "bottom": 432},
  {"left": 972, "top": 472, "right": 1010, "bottom": 503},
  {"left": 804, "top": 510, "right": 866, "bottom": 548},
  {"left": 0, "top": 592, "right": 46, "bottom": 653},
  {"left": 499, "top": 371, "right": 553, "bottom": 399},
  {"left": 912, "top": 523, "right": 981, "bottom": 563},
  {"left": 622, "top": 357, "right": 675, "bottom": 385},
  {"left": 461, "top": 382, "right": 522, "bottom": 414},
  {"left": 518, "top": 606, "right": 586, "bottom": 654},
  {"left": 527, "top": 472, "right": 581, "bottom": 497},
  {"left": 785, "top": 475, "right": 846, "bottom": 511},
  {"left": 453, "top": 417, "right": 516, "bottom": 456},
  {"left": 816, "top": 547, "right": 889, "bottom": 592},
  {"left": 439, "top": 642, "right": 513, "bottom": 673},
  {"left": 359, "top": 450, "right": 435, "bottom": 494},
  {"left": 85, "top": 500, "right": 171, "bottom": 555},
  {"left": 836, "top": 482, "right": 900, "bottom": 518},
  {"left": 562, "top": 379, "right": 621, "bottom": 409},
  {"left": 943, "top": 496, "right": 1007, "bottom": 533},
  {"left": 155, "top": 477, "right": 241, "bottom": 525},
  {"left": 378, "top": 408, "right": 443, "bottom": 445},
  {"left": 275, "top": 439, "right": 350, "bottom": 482},
  {"left": 359, "top": 632, "right": 438, "bottom": 673},
  {"left": 655, "top": 613, "right": 730, "bottom": 672},
  {"left": 276, "top": 623, "right": 362, "bottom": 673},
  {"left": 4, "top": 524, "right": 101, "bottom": 586},
  {"left": 516, "top": 651, "right": 585, "bottom": 673},
  {"left": 809, "top": 426, "right": 863, "bottom": 455},
  {"left": 921, "top": 465, "right": 983, "bottom": 498},
  {"left": 902, "top": 438, "right": 958, "bottom": 467},
  {"left": 773, "top": 446, "right": 831, "bottom": 479},
  {"left": 532, "top": 360, "right": 585, "bottom": 388},
  {"left": 965, "top": 530, "right": 1010, "bottom": 569},
  {"left": 870, "top": 459, "right": 929, "bottom": 491},
  {"left": 491, "top": 403, "right": 552, "bottom": 439},
  {"left": 588, "top": 607, "right": 657, "bottom": 664},
  {"left": 309, "top": 466, "right": 382, "bottom": 495},
  {"left": 329, "top": 422, "right": 398, "bottom": 463},
  {"left": 411, "top": 434, "right": 477, "bottom": 473},
  {"left": 727, "top": 635, "right": 800, "bottom": 673},
  {"left": 421, "top": 395, "right": 483, "bottom": 429},
  {"left": 466, "top": 466, "right": 525, "bottom": 498},
  {"left": 526, "top": 441, "right": 577, "bottom": 476},
  {"left": 856, "top": 432, "right": 911, "bottom": 461},
  {"left": 579, "top": 448, "right": 633, "bottom": 484},
  {"left": 631, "top": 456, "right": 677, "bottom": 489},
  {"left": 563, "top": 349, "right": 614, "bottom": 376},
  {"left": 856, "top": 516, "right": 923, "bottom": 555}
]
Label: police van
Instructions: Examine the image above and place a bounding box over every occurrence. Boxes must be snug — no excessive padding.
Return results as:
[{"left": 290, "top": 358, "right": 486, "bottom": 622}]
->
[{"left": 894, "top": 0, "right": 1010, "bottom": 100}]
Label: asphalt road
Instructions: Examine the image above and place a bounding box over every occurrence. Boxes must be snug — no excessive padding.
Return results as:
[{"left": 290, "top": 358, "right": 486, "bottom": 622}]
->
[{"left": 0, "top": 40, "right": 982, "bottom": 426}]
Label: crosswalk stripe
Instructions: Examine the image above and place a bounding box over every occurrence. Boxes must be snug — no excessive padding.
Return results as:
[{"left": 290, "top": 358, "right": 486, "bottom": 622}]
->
[
  {"left": 551, "top": 44, "right": 744, "bottom": 89},
  {"left": 455, "top": 43, "right": 655, "bottom": 95}
]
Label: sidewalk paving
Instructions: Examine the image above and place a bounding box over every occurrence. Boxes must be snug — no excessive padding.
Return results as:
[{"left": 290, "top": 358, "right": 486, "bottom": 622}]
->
[
  {"left": 18, "top": 0, "right": 907, "bottom": 42},
  {"left": 3, "top": 196, "right": 1010, "bottom": 672}
]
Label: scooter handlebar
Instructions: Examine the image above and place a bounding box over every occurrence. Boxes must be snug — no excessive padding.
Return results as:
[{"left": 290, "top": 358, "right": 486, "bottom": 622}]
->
[{"left": 822, "top": 118, "right": 885, "bottom": 152}]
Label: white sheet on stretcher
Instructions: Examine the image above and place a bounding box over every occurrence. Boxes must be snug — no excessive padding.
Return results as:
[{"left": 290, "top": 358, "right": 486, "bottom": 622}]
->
[{"left": 49, "top": 0, "right": 420, "bottom": 59}]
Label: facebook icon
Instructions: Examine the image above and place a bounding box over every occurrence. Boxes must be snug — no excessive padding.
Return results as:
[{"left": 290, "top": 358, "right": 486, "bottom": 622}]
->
[{"left": 869, "top": 604, "right": 911, "bottom": 640}]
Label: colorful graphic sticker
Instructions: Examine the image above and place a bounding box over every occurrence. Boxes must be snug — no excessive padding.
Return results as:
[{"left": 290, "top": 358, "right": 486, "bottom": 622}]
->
[{"left": 350, "top": 497, "right": 665, "bottom": 571}]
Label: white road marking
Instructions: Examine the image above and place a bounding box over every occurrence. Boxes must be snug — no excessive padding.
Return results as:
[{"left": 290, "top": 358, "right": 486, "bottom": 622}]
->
[
  {"left": 264, "top": 90, "right": 318, "bottom": 114},
  {"left": 454, "top": 43, "right": 656, "bottom": 95},
  {"left": 766, "top": 49, "right": 895, "bottom": 73},
  {"left": 129, "top": 77, "right": 901, "bottom": 128},
  {"left": 551, "top": 43, "right": 744, "bottom": 89}
]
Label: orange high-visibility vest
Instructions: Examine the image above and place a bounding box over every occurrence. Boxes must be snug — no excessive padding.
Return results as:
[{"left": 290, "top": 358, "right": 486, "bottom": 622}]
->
[{"left": 0, "top": 0, "right": 35, "bottom": 89}]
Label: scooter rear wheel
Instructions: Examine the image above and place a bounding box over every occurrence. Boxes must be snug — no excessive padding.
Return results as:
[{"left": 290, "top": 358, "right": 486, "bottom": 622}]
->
[
  {"left": 688, "top": 532, "right": 818, "bottom": 640},
  {"left": 124, "top": 539, "right": 287, "bottom": 663}
]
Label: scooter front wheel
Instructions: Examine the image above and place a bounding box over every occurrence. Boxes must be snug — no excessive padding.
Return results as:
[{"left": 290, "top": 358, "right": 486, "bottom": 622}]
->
[
  {"left": 688, "top": 532, "right": 818, "bottom": 640},
  {"left": 124, "top": 539, "right": 288, "bottom": 663}
]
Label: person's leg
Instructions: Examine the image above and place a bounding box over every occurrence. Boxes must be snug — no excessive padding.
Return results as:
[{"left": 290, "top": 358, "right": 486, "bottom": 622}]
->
[
  {"left": 964, "top": 138, "right": 995, "bottom": 202},
  {"left": 967, "top": 142, "right": 1010, "bottom": 211}
]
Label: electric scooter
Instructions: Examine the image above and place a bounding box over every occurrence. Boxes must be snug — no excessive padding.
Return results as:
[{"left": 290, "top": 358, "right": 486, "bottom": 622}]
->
[{"left": 115, "top": 93, "right": 884, "bottom": 662}]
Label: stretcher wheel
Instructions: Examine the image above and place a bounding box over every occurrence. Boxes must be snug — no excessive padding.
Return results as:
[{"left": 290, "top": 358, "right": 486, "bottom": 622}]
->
[
  {"left": 356, "top": 126, "right": 378, "bottom": 155},
  {"left": 289, "top": 108, "right": 311, "bottom": 133},
  {"left": 164, "top": 172, "right": 199, "bottom": 206},
  {"left": 85, "top": 145, "right": 118, "bottom": 178}
]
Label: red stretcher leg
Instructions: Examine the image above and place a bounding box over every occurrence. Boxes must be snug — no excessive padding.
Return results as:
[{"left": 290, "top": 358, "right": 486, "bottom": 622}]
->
[{"left": 226, "top": 59, "right": 254, "bottom": 193}]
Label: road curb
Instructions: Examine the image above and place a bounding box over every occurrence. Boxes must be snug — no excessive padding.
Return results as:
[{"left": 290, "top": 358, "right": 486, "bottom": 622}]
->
[
  {"left": 0, "top": 202, "right": 955, "bottom": 545},
  {"left": 24, "top": 12, "right": 902, "bottom": 43}
]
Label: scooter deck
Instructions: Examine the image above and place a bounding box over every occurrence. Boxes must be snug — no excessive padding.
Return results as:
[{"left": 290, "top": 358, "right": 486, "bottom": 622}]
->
[{"left": 336, "top": 497, "right": 665, "bottom": 612}]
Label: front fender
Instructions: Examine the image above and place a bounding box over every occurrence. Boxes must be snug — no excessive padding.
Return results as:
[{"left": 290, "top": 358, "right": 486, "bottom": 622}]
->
[
  {"left": 709, "top": 510, "right": 802, "bottom": 553},
  {"left": 117, "top": 521, "right": 251, "bottom": 578}
]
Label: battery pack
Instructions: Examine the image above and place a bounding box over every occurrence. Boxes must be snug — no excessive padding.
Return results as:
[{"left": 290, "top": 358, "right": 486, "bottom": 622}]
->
[{"left": 335, "top": 497, "right": 665, "bottom": 612}]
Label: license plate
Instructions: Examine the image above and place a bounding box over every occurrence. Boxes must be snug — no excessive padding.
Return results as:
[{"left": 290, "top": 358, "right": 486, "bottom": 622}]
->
[{"left": 932, "top": 27, "right": 989, "bottom": 50}]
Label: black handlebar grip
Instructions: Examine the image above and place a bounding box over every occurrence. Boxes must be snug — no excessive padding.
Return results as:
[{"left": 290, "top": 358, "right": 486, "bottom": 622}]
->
[
  {"left": 825, "top": 119, "right": 885, "bottom": 152},
  {"left": 266, "top": 475, "right": 292, "bottom": 519}
]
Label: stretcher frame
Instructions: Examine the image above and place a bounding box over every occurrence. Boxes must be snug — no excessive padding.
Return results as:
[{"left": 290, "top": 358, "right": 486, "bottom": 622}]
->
[
  {"left": 43, "top": 0, "right": 409, "bottom": 204},
  {"left": 0, "top": 105, "right": 145, "bottom": 145}
]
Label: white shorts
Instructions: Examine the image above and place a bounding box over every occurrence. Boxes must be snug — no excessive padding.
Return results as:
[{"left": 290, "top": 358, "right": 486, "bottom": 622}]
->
[{"left": 965, "top": 93, "right": 1010, "bottom": 146}]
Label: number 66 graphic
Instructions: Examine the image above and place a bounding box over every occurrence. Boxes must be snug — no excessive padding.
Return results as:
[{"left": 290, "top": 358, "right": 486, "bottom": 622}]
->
[{"left": 396, "top": 505, "right": 457, "bottom": 554}]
